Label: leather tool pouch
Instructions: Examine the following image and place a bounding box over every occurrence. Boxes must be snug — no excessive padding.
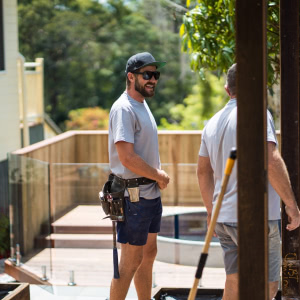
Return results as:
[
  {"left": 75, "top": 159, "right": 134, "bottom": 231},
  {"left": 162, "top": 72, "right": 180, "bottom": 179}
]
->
[
  {"left": 99, "top": 174, "right": 125, "bottom": 221},
  {"left": 99, "top": 174, "right": 156, "bottom": 220}
]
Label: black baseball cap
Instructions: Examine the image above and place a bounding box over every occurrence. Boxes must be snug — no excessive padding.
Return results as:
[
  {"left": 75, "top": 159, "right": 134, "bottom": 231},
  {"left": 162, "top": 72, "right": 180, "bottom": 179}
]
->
[{"left": 125, "top": 52, "right": 166, "bottom": 74}]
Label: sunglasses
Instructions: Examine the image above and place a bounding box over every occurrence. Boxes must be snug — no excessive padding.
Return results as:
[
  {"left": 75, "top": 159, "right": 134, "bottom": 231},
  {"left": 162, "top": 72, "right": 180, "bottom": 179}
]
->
[{"left": 133, "top": 71, "right": 160, "bottom": 80}]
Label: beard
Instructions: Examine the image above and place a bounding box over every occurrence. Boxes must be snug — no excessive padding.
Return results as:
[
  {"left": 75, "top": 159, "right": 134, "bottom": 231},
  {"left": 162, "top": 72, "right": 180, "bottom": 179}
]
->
[{"left": 134, "top": 79, "right": 156, "bottom": 98}]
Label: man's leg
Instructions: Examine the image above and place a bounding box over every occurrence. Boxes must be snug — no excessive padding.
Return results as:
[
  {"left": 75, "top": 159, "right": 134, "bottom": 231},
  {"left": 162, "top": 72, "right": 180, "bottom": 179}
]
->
[
  {"left": 269, "top": 281, "right": 279, "bottom": 300},
  {"left": 134, "top": 233, "right": 158, "bottom": 300},
  {"left": 110, "top": 243, "right": 143, "bottom": 300},
  {"left": 223, "top": 273, "right": 238, "bottom": 300},
  {"left": 268, "top": 221, "right": 281, "bottom": 300},
  {"left": 214, "top": 223, "right": 239, "bottom": 300}
]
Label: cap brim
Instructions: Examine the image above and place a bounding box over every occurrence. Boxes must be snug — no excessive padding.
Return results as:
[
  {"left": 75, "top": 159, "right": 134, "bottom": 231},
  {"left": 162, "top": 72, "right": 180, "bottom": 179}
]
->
[{"left": 143, "top": 61, "right": 166, "bottom": 69}]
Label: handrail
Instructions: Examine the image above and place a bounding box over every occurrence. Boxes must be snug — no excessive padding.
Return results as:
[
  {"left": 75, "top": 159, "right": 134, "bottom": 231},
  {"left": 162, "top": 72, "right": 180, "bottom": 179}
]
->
[
  {"left": 13, "top": 131, "right": 77, "bottom": 155},
  {"left": 24, "top": 62, "right": 42, "bottom": 68}
]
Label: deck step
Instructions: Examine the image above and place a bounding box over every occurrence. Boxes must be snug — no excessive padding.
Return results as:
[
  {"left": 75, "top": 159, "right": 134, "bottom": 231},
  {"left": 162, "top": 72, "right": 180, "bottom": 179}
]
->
[
  {"left": 49, "top": 205, "right": 113, "bottom": 235},
  {"left": 35, "top": 233, "right": 114, "bottom": 249},
  {"left": 52, "top": 224, "right": 112, "bottom": 234}
]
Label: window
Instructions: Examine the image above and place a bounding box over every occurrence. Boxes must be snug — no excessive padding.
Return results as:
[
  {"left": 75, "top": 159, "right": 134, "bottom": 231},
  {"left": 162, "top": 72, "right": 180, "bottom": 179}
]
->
[{"left": 0, "top": 0, "right": 4, "bottom": 71}]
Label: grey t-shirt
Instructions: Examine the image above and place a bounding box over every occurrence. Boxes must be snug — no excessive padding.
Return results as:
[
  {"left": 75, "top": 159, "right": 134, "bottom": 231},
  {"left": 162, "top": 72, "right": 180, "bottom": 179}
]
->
[
  {"left": 109, "top": 91, "right": 160, "bottom": 199},
  {"left": 199, "top": 98, "right": 280, "bottom": 222}
]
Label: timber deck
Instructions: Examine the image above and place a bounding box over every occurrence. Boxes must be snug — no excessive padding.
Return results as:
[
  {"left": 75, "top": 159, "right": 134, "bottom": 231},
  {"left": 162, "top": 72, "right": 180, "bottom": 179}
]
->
[{"left": 21, "top": 205, "right": 226, "bottom": 290}]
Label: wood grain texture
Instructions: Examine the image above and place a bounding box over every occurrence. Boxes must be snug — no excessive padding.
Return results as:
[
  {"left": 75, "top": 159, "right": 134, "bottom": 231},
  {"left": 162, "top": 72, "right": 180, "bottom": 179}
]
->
[
  {"left": 236, "top": 0, "right": 268, "bottom": 299},
  {"left": 280, "top": 0, "right": 300, "bottom": 296}
]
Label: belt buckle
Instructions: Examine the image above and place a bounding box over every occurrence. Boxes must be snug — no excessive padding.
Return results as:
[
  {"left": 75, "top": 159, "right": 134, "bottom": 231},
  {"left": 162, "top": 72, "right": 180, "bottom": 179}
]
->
[{"left": 127, "top": 187, "right": 140, "bottom": 202}]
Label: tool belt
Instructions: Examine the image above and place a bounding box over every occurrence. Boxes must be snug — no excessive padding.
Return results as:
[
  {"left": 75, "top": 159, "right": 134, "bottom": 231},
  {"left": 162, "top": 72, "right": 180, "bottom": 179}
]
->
[{"left": 99, "top": 173, "right": 156, "bottom": 221}]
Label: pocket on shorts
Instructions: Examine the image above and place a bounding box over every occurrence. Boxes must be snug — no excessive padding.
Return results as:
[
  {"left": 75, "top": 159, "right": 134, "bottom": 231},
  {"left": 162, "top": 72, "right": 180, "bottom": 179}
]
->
[{"left": 125, "top": 198, "right": 140, "bottom": 216}]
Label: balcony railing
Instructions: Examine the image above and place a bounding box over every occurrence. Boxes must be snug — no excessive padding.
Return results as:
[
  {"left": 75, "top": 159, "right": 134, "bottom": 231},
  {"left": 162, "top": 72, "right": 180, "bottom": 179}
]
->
[
  {"left": 7, "top": 130, "right": 280, "bottom": 285},
  {"left": 8, "top": 130, "right": 203, "bottom": 255}
]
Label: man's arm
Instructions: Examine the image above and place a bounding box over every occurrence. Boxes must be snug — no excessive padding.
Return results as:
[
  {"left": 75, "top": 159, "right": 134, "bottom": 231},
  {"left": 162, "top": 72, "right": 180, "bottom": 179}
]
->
[
  {"left": 268, "top": 142, "right": 300, "bottom": 231},
  {"left": 197, "top": 155, "right": 214, "bottom": 224},
  {"left": 115, "top": 141, "right": 169, "bottom": 189}
]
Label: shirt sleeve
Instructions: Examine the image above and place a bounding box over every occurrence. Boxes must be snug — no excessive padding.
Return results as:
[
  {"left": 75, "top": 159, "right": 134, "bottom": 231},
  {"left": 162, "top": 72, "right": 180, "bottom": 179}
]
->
[
  {"left": 267, "top": 110, "right": 277, "bottom": 145},
  {"left": 110, "top": 106, "right": 135, "bottom": 144},
  {"left": 199, "top": 131, "right": 209, "bottom": 157}
]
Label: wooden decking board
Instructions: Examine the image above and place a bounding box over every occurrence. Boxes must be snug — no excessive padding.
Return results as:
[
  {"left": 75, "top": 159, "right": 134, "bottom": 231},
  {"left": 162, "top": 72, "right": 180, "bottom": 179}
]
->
[
  {"left": 22, "top": 248, "right": 225, "bottom": 288},
  {"left": 24, "top": 205, "right": 226, "bottom": 288}
]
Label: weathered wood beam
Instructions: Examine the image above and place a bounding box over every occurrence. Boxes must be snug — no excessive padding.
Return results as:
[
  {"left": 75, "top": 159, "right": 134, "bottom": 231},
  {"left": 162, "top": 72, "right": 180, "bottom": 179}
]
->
[
  {"left": 280, "top": 0, "right": 300, "bottom": 297},
  {"left": 236, "top": 0, "right": 268, "bottom": 299}
]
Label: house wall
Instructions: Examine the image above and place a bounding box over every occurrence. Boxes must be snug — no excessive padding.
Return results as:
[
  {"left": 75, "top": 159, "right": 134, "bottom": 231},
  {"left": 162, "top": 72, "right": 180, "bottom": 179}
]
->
[{"left": 0, "top": 0, "right": 20, "bottom": 161}]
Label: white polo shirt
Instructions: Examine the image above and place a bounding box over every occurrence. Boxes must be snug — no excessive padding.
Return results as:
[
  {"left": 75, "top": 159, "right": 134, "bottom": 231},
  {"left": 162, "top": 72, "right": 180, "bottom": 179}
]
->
[{"left": 199, "top": 98, "right": 280, "bottom": 222}]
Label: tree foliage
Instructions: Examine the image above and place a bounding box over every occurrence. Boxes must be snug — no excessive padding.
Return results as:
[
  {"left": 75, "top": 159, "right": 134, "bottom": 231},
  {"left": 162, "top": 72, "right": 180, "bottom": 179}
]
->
[
  {"left": 0, "top": 213, "right": 10, "bottom": 257},
  {"left": 18, "top": 0, "right": 197, "bottom": 130},
  {"left": 65, "top": 107, "right": 109, "bottom": 130},
  {"left": 159, "top": 71, "right": 227, "bottom": 129},
  {"left": 181, "top": 0, "right": 281, "bottom": 86}
]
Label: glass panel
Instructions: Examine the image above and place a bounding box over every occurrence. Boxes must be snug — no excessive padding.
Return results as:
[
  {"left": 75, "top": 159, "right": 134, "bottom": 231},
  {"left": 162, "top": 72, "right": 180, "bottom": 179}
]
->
[
  {"left": 160, "top": 163, "right": 211, "bottom": 240},
  {"left": 8, "top": 153, "right": 51, "bottom": 280},
  {"left": 50, "top": 163, "right": 111, "bottom": 286},
  {"left": 177, "top": 163, "right": 201, "bottom": 206},
  {"left": 7, "top": 158, "right": 208, "bottom": 288},
  {"left": 160, "top": 163, "right": 201, "bottom": 206},
  {"left": 160, "top": 163, "right": 175, "bottom": 205}
]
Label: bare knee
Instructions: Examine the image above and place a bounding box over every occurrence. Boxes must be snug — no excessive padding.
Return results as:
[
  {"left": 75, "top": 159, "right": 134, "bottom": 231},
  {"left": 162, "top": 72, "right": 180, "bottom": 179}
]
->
[
  {"left": 143, "top": 245, "right": 157, "bottom": 262},
  {"left": 127, "top": 253, "right": 143, "bottom": 273},
  {"left": 223, "top": 273, "right": 238, "bottom": 300},
  {"left": 269, "top": 281, "right": 278, "bottom": 300},
  {"left": 119, "top": 245, "right": 143, "bottom": 274}
]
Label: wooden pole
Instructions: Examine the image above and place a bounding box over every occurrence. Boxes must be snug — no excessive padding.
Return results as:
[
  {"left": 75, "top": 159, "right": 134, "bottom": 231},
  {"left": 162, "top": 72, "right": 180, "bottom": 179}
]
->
[
  {"left": 280, "top": 0, "right": 300, "bottom": 297},
  {"left": 236, "top": 0, "right": 268, "bottom": 299},
  {"left": 171, "top": 135, "right": 179, "bottom": 206}
]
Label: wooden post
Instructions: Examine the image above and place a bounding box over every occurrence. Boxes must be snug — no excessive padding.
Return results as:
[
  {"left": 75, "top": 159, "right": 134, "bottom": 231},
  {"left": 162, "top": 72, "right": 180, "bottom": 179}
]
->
[
  {"left": 236, "top": 0, "right": 268, "bottom": 299},
  {"left": 17, "top": 55, "right": 30, "bottom": 147},
  {"left": 171, "top": 135, "right": 179, "bottom": 206},
  {"left": 35, "top": 58, "right": 44, "bottom": 124},
  {"left": 280, "top": 0, "right": 300, "bottom": 297}
]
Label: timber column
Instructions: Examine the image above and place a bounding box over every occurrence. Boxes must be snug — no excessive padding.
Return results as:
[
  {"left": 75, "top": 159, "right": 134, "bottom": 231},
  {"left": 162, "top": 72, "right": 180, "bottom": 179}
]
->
[
  {"left": 236, "top": 0, "right": 268, "bottom": 299},
  {"left": 280, "top": 0, "right": 300, "bottom": 298}
]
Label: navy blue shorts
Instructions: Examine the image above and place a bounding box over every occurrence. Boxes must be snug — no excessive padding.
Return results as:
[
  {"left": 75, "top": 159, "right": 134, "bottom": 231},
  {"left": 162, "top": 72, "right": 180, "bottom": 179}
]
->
[{"left": 117, "top": 197, "right": 162, "bottom": 246}]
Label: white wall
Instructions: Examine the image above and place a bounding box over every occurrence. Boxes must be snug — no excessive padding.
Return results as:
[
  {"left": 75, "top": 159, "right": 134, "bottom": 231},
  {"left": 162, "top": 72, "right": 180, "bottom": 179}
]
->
[{"left": 0, "top": 0, "right": 20, "bottom": 161}]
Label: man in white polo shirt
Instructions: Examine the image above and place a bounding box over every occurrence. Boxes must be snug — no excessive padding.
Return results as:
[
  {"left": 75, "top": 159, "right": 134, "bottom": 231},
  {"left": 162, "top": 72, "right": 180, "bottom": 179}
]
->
[{"left": 197, "top": 63, "right": 300, "bottom": 300}]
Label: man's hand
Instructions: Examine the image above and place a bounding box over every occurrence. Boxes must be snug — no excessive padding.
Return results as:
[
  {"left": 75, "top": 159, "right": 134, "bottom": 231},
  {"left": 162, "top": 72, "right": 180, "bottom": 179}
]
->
[
  {"left": 285, "top": 205, "right": 300, "bottom": 231},
  {"left": 116, "top": 142, "right": 170, "bottom": 188},
  {"left": 206, "top": 213, "right": 217, "bottom": 237},
  {"left": 207, "top": 213, "right": 212, "bottom": 227},
  {"left": 156, "top": 169, "right": 170, "bottom": 190}
]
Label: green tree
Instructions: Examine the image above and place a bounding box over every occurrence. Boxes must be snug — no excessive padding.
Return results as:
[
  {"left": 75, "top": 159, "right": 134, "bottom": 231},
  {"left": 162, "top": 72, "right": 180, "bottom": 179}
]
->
[
  {"left": 19, "top": 0, "right": 110, "bottom": 128},
  {"left": 18, "top": 0, "right": 198, "bottom": 129},
  {"left": 159, "top": 71, "right": 227, "bottom": 130},
  {"left": 181, "top": 0, "right": 281, "bottom": 86}
]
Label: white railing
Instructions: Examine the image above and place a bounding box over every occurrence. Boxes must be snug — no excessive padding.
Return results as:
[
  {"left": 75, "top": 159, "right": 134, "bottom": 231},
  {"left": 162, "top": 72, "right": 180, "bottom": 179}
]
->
[{"left": 18, "top": 56, "right": 44, "bottom": 146}]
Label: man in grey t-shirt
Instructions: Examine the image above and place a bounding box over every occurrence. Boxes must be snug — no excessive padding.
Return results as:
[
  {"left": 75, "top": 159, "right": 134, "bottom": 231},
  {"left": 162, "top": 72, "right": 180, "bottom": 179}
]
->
[
  {"left": 197, "top": 63, "right": 300, "bottom": 300},
  {"left": 109, "top": 52, "right": 170, "bottom": 300}
]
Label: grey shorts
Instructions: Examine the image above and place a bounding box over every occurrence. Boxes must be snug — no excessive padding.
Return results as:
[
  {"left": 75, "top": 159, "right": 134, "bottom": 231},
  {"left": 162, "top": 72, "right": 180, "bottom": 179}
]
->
[{"left": 215, "top": 220, "right": 281, "bottom": 282}]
